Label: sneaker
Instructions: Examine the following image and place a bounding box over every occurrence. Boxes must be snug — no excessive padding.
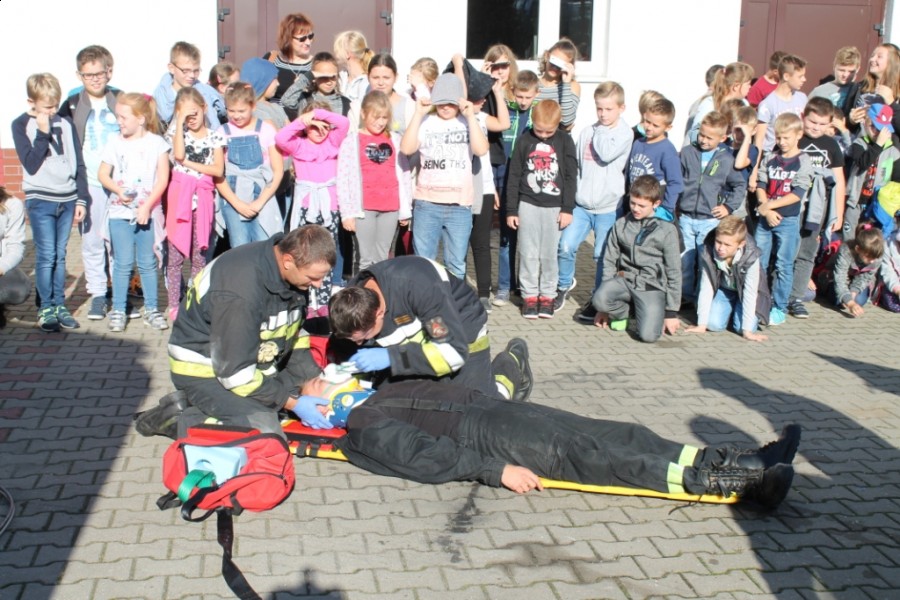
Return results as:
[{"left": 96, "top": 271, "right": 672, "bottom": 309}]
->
[
  {"left": 538, "top": 296, "right": 555, "bottom": 319},
  {"left": 479, "top": 297, "right": 492, "bottom": 314},
  {"left": 768, "top": 307, "right": 786, "bottom": 326},
  {"left": 522, "top": 297, "right": 539, "bottom": 320},
  {"left": 788, "top": 300, "right": 809, "bottom": 319},
  {"left": 143, "top": 309, "right": 169, "bottom": 331},
  {"left": 576, "top": 302, "right": 598, "bottom": 323},
  {"left": 609, "top": 318, "right": 628, "bottom": 331},
  {"left": 108, "top": 310, "right": 126, "bottom": 332},
  {"left": 552, "top": 278, "right": 576, "bottom": 312},
  {"left": 492, "top": 289, "right": 510, "bottom": 307},
  {"left": 125, "top": 303, "right": 141, "bottom": 319},
  {"left": 38, "top": 307, "right": 60, "bottom": 333},
  {"left": 55, "top": 305, "right": 80, "bottom": 329},
  {"left": 88, "top": 296, "right": 108, "bottom": 320}
]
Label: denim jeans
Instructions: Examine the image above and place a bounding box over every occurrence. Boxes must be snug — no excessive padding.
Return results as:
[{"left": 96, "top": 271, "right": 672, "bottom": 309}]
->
[
  {"left": 679, "top": 215, "right": 719, "bottom": 301},
  {"left": 494, "top": 164, "right": 517, "bottom": 293},
  {"left": 108, "top": 218, "right": 158, "bottom": 312},
  {"left": 707, "top": 287, "right": 758, "bottom": 332},
  {"left": 412, "top": 200, "right": 472, "bottom": 280},
  {"left": 754, "top": 214, "right": 800, "bottom": 310},
  {"left": 25, "top": 199, "right": 76, "bottom": 309},
  {"left": 220, "top": 197, "right": 269, "bottom": 247},
  {"left": 558, "top": 205, "right": 619, "bottom": 292}
]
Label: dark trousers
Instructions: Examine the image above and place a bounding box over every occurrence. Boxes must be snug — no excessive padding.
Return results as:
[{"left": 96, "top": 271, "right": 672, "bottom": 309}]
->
[
  {"left": 172, "top": 373, "right": 284, "bottom": 438},
  {"left": 790, "top": 218, "right": 824, "bottom": 302},
  {"left": 470, "top": 195, "right": 495, "bottom": 297},
  {"left": 592, "top": 277, "right": 666, "bottom": 343}
]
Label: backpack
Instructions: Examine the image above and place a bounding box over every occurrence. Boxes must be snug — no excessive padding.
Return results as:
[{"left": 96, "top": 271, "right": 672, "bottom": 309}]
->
[{"left": 157, "top": 425, "right": 295, "bottom": 599}]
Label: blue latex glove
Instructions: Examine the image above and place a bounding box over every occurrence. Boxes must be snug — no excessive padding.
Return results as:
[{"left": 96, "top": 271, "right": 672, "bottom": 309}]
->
[
  {"left": 290, "top": 395, "right": 332, "bottom": 429},
  {"left": 350, "top": 348, "right": 391, "bottom": 372}
]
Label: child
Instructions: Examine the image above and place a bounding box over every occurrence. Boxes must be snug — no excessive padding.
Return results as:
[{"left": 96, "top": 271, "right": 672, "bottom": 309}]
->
[
  {"left": 57, "top": 45, "right": 120, "bottom": 320},
  {"left": 755, "top": 54, "right": 809, "bottom": 152},
  {"left": 685, "top": 216, "right": 770, "bottom": 342},
  {"left": 679, "top": 111, "right": 748, "bottom": 303},
  {"left": 399, "top": 73, "right": 488, "bottom": 280},
  {"left": 282, "top": 52, "right": 351, "bottom": 118},
  {"left": 831, "top": 107, "right": 853, "bottom": 154},
  {"left": 164, "top": 87, "right": 226, "bottom": 322},
  {"left": 241, "top": 58, "right": 289, "bottom": 129},
  {"left": 755, "top": 112, "right": 813, "bottom": 325},
  {"left": 878, "top": 221, "right": 900, "bottom": 312},
  {"left": 336, "top": 91, "right": 412, "bottom": 271},
  {"left": 11, "top": 73, "right": 88, "bottom": 332},
  {"left": 558, "top": 81, "right": 632, "bottom": 317},
  {"left": 685, "top": 62, "right": 755, "bottom": 146},
  {"left": 494, "top": 70, "right": 540, "bottom": 306},
  {"left": 98, "top": 93, "right": 170, "bottom": 333},
  {"left": 747, "top": 51, "right": 788, "bottom": 108},
  {"left": 275, "top": 103, "right": 349, "bottom": 314},
  {"left": 407, "top": 57, "right": 439, "bottom": 101},
  {"left": 787, "top": 97, "right": 847, "bottom": 319},
  {"left": 153, "top": 41, "right": 223, "bottom": 128},
  {"left": 729, "top": 105, "right": 760, "bottom": 181},
  {"left": 215, "top": 82, "right": 284, "bottom": 248},
  {"left": 333, "top": 31, "right": 374, "bottom": 103},
  {"left": 818, "top": 222, "right": 885, "bottom": 316},
  {"left": 590, "top": 176, "right": 682, "bottom": 343},
  {"left": 627, "top": 97, "right": 683, "bottom": 221},
  {"left": 810, "top": 46, "right": 861, "bottom": 114},
  {"left": 505, "top": 100, "right": 577, "bottom": 319},
  {"left": 632, "top": 90, "right": 664, "bottom": 140},
  {"left": 536, "top": 39, "right": 581, "bottom": 130},
  {"left": 209, "top": 62, "right": 239, "bottom": 95},
  {"left": 0, "top": 186, "right": 31, "bottom": 329}
]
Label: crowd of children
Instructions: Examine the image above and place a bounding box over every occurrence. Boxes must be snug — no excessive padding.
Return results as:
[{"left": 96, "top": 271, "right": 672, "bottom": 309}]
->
[{"left": 5, "top": 20, "right": 900, "bottom": 338}]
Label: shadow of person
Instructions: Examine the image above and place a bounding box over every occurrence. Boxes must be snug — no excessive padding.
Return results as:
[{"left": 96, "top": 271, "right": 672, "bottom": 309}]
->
[
  {"left": 811, "top": 353, "right": 900, "bottom": 398},
  {"left": 693, "top": 367, "right": 900, "bottom": 597},
  {"left": 268, "top": 567, "right": 346, "bottom": 599}
]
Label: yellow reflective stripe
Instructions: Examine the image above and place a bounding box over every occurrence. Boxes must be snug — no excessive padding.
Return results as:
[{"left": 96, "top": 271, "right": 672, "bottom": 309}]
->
[
  {"left": 494, "top": 374, "right": 514, "bottom": 399},
  {"left": 230, "top": 370, "right": 265, "bottom": 397},
  {"left": 421, "top": 342, "right": 453, "bottom": 376},
  {"left": 260, "top": 320, "right": 301, "bottom": 341},
  {"left": 293, "top": 335, "right": 311, "bottom": 349},
  {"left": 468, "top": 334, "right": 490, "bottom": 354},
  {"left": 678, "top": 445, "right": 700, "bottom": 467},
  {"left": 666, "top": 463, "right": 686, "bottom": 495},
  {"left": 170, "top": 357, "right": 215, "bottom": 378}
]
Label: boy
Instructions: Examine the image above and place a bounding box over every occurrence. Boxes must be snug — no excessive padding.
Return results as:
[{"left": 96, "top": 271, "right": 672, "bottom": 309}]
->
[
  {"left": 57, "top": 45, "right": 120, "bottom": 320},
  {"left": 506, "top": 100, "right": 577, "bottom": 319},
  {"left": 747, "top": 51, "right": 788, "bottom": 108},
  {"left": 557, "top": 81, "right": 631, "bottom": 317},
  {"left": 755, "top": 113, "right": 813, "bottom": 325},
  {"left": 494, "top": 70, "right": 540, "bottom": 307},
  {"left": 11, "top": 73, "right": 89, "bottom": 332},
  {"left": 787, "top": 98, "right": 847, "bottom": 318},
  {"left": 153, "top": 41, "right": 224, "bottom": 127},
  {"left": 810, "top": 46, "right": 861, "bottom": 115},
  {"left": 627, "top": 98, "right": 683, "bottom": 221},
  {"left": 685, "top": 216, "right": 770, "bottom": 342},
  {"left": 590, "top": 176, "right": 682, "bottom": 343},
  {"left": 678, "top": 111, "right": 748, "bottom": 303},
  {"left": 400, "top": 73, "right": 488, "bottom": 281},
  {"left": 755, "top": 55, "right": 809, "bottom": 152}
]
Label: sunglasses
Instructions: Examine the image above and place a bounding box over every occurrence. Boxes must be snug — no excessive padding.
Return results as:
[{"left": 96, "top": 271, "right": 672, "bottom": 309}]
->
[
  {"left": 490, "top": 62, "right": 511, "bottom": 70},
  {"left": 293, "top": 32, "right": 315, "bottom": 43},
  {"left": 315, "top": 75, "right": 338, "bottom": 82}
]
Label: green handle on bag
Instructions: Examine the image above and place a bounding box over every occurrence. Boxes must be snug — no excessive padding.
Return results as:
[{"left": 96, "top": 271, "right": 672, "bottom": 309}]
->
[{"left": 177, "top": 469, "right": 217, "bottom": 503}]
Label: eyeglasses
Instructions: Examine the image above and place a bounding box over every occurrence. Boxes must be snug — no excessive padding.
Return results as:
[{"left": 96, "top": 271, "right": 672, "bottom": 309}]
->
[
  {"left": 490, "top": 62, "right": 511, "bottom": 70},
  {"left": 293, "top": 32, "right": 315, "bottom": 43},
  {"left": 79, "top": 70, "right": 109, "bottom": 80},
  {"left": 172, "top": 64, "right": 201, "bottom": 77}
]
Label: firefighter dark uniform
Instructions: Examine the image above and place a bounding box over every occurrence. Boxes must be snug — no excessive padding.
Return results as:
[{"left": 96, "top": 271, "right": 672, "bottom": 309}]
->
[{"left": 167, "top": 234, "right": 322, "bottom": 434}]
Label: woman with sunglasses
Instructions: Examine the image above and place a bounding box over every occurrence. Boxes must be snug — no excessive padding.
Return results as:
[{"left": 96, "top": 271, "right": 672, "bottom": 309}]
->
[{"left": 264, "top": 12, "right": 317, "bottom": 121}]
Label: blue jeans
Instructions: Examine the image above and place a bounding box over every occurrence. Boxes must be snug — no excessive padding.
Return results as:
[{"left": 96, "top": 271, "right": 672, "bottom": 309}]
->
[
  {"left": 679, "top": 215, "right": 719, "bottom": 301},
  {"left": 220, "top": 197, "right": 269, "bottom": 247},
  {"left": 412, "top": 200, "right": 472, "bottom": 280},
  {"left": 108, "top": 218, "right": 158, "bottom": 312},
  {"left": 25, "top": 199, "right": 76, "bottom": 309},
  {"left": 494, "top": 164, "right": 517, "bottom": 293},
  {"left": 754, "top": 214, "right": 800, "bottom": 310},
  {"left": 558, "top": 205, "right": 619, "bottom": 292},
  {"left": 707, "top": 287, "right": 758, "bottom": 332}
]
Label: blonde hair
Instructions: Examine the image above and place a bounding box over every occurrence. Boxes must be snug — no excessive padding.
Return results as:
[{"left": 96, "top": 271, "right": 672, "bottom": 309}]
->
[
  {"left": 26, "top": 73, "right": 61, "bottom": 102},
  {"left": 773, "top": 112, "right": 803, "bottom": 135},
  {"left": 360, "top": 90, "right": 391, "bottom": 134},
  {"left": 170, "top": 41, "right": 201, "bottom": 64},
  {"left": 538, "top": 38, "right": 578, "bottom": 78},
  {"left": 0, "top": 186, "right": 11, "bottom": 215},
  {"left": 410, "top": 57, "right": 439, "bottom": 87},
  {"left": 711, "top": 62, "right": 754, "bottom": 110},
  {"left": 700, "top": 110, "right": 728, "bottom": 134},
  {"left": 716, "top": 215, "right": 748, "bottom": 242},
  {"left": 594, "top": 81, "right": 625, "bottom": 105},
  {"left": 638, "top": 90, "right": 665, "bottom": 115},
  {"left": 175, "top": 87, "right": 207, "bottom": 112},
  {"left": 862, "top": 44, "right": 900, "bottom": 100},
  {"left": 224, "top": 82, "right": 256, "bottom": 107},
  {"left": 118, "top": 92, "right": 161, "bottom": 134},
  {"left": 334, "top": 30, "right": 374, "bottom": 72},
  {"left": 646, "top": 98, "right": 676, "bottom": 125},
  {"left": 834, "top": 46, "right": 862, "bottom": 67},
  {"left": 484, "top": 44, "right": 519, "bottom": 101},
  {"left": 513, "top": 70, "right": 540, "bottom": 93},
  {"left": 209, "top": 62, "right": 238, "bottom": 89}
]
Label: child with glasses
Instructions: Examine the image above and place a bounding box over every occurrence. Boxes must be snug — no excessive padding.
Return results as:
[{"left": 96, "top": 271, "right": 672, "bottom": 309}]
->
[
  {"left": 153, "top": 41, "right": 224, "bottom": 128},
  {"left": 282, "top": 52, "right": 352, "bottom": 118}
]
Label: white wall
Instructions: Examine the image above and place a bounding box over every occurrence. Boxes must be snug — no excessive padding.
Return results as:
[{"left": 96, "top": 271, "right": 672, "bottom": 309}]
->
[{"left": 0, "top": 0, "right": 218, "bottom": 148}]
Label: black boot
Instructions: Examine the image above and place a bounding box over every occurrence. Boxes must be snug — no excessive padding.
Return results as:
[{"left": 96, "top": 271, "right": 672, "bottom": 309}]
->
[
  {"left": 696, "top": 463, "right": 794, "bottom": 509},
  {"left": 134, "top": 390, "right": 188, "bottom": 439},
  {"left": 711, "top": 424, "right": 802, "bottom": 470},
  {"left": 505, "top": 338, "right": 533, "bottom": 402}
]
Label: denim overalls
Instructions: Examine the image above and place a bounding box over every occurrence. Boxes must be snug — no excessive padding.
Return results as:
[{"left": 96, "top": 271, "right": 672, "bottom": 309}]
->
[{"left": 219, "top": 120, "right": 274, "bottom": 247}]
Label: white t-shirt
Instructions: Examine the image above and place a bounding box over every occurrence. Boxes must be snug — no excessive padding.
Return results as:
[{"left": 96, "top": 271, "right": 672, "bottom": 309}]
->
[
  {"left": 164, "top": 122, "right": 227, "bottom": 178},
  {"left": 100, "top": 133, "right": 170, "bottom": 220},
  {"left": 414, "top": 114, "right": 474, "bottom": 205},
  {"left": 82, "top": 96, "right": 119, "bottom": 188}
]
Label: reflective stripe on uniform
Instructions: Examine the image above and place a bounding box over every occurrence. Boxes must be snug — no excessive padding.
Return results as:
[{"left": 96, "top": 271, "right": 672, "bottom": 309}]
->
[
  {"left": 169, "top": 357, "right": 215, "bottom": 378},
  {"left": 678, "top": 445, "right": 700, "bottom": 467},
  {"left": 468, "top": 334, "right": 490, "bottom": 354},
  {"left": 229, "top": 369, "right": 265, "bottom": 397},
  {"left": 666, "top": 463, "right": 686, "bottom": 494},
  {"left": 378, "top": 318, "right": 424, "bottom": 346},
  {"left": 219, "top": 363, "right": 258, "bottom": 390},
  {"left": 293, "top": 334, "right": 310, "bottom": 349},
  {"left": 260, "top": 319, "right": 302, "bottom": 341}
]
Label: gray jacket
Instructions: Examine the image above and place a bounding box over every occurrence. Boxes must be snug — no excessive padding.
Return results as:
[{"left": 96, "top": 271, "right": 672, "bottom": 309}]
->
[
  {"left": 678, "top": 143, "right": 747, "bottom": 218},
  {"left": 575, "top": 119, "right": 632, "bottom": 213}
]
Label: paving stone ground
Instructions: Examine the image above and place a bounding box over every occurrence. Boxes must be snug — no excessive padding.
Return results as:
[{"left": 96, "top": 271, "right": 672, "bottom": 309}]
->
[{"left": 1, "top": 230, "right": 899, "bottom": 599}]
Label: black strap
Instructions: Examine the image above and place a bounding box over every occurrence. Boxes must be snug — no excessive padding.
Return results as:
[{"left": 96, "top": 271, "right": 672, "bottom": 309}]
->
[{"left": 217, "top": 510, "right": 262, "bottom": 600}]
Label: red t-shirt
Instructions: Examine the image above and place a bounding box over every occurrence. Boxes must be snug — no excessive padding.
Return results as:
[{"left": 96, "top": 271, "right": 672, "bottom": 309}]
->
[
  {"left": 747, "top": 77, "right": 778, "bottom": 108},
  {"left": 359, "top": 133, "right": 399, "bottom": 212}
]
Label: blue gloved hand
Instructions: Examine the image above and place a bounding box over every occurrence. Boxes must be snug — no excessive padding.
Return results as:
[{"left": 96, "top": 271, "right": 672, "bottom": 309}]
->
[
  {"left": 290, "top": 395, "right": 332, "bottom": 429},
  {"left": 349, "top": 348, "right": 391, "bottom": 372}
]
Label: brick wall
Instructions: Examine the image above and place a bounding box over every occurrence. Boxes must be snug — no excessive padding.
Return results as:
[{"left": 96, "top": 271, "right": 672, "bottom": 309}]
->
[{"left": 1, "top": 147, "right": 23, "bottom": 195}]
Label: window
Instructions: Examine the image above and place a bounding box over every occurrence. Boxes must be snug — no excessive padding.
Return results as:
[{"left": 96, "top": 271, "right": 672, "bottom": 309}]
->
[
  {"left": 559, "top": 0, "right": 593, "bottom": 61},
  {"left": 466, "top": 0, "right": 541, "bottom": 60}
]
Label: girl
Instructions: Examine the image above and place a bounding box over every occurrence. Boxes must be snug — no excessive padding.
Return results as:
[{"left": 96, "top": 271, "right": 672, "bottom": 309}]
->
[
  {"left": 536, "top": 39, "right": 581, "bottom": 130},
  {"left": 265, "top": 12, "right": 316, "bottom": 121},
  {"left": 333, "top": 30, "right": 373, "bottom": 103},
  {"left": 164, "top": 87, "right": 226, "bottom": 322},
  {"left": 337, "top": 91, "right": 412, "bottom": 271},
  {"left": 283, "top": 52, "right": 351, "bottom": 117},
  {"left": 276, "top": 103, "right": 349, "bottom": 314},
  {"left": 686, "top": 62, "right": 754, "bottom": 146},
  {"left": 407, "top": 57, "right": 439, "bottom": 101},
  {"left": 98, "top": 93, "right": 170, "bottom": 333},
  {"left": 0, "top": 186, "right": 30, "bottom": 329},
  {"left": 215, "top": 82, "right": 284, "bottom": 249},
  {"left": 818, "top": 222, "right": 886, "bottom": 317},
  {"left": 849, "top": 44, "right": 900, "bottom": 131},
  {"left": 208, "top": 61, "right": 239, "bottom": 121},
  {"left": 352, "top": 54, "right": 414, "bottom": 135}
]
